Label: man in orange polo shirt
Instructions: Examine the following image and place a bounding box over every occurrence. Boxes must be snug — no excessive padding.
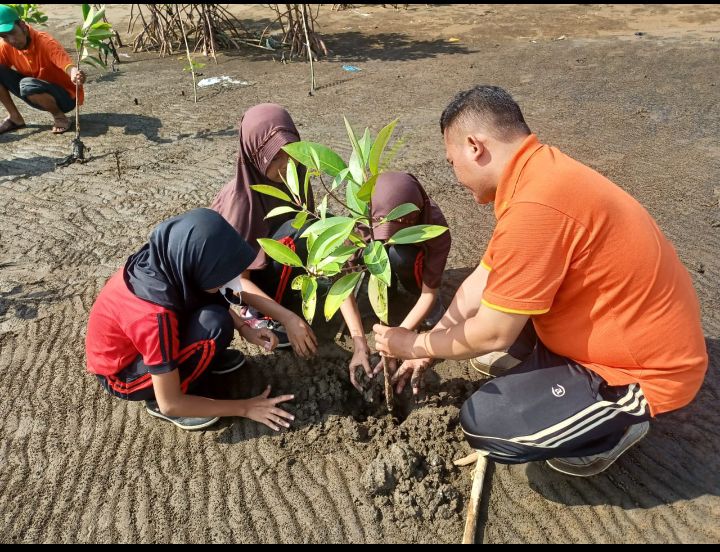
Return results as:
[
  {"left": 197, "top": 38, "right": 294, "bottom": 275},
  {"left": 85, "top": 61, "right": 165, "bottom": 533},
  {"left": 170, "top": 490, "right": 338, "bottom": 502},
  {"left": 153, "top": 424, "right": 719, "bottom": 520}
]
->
[
  {"left": 374, "top": 85, "right": 708, "bottom": 476},
  {"left": 0, "top": 5, "right": 85, "bottom": 135}
]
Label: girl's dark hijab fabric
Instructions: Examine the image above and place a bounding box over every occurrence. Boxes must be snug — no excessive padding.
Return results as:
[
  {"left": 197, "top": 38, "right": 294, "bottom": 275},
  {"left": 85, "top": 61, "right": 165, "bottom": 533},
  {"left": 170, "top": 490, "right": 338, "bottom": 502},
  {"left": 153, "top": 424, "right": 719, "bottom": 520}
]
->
[
  {"left": 211, "top": 103, "right": 313, "bottom": 270},
  {"left": 369, "top": 172, "right": 452, "bottom": 289},
  {"left": 124, "top": 208, "right": 255, "bottom": 312},
  {"left": 371, "top": 172, "right": 441, "bottom": 240}
]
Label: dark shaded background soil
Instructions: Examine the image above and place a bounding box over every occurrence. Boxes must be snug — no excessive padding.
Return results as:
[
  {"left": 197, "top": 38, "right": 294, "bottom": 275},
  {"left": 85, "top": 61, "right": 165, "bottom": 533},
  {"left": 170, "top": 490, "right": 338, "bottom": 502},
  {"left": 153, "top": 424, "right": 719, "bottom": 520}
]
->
[{"left": 1, "top": 4, "right": 718, "bottom": 543}]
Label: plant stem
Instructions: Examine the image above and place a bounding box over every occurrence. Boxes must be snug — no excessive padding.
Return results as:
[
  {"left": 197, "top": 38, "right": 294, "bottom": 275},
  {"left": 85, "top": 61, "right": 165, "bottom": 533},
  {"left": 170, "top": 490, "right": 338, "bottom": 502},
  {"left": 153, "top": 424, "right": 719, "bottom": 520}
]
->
[
  {"left": 317, "top": 173, "right": 365, "bottom": 217},
  {"left": 178, "top": 9, "right": 197, "bottom": 103}
]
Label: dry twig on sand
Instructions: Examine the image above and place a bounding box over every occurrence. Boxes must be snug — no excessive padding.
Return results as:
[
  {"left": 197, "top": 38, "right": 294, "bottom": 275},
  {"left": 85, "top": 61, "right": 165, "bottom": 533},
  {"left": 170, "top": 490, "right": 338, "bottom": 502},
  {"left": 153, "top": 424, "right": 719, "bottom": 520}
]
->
[{"left": 128, "top": 4, "right": 250, "bottom": 59}]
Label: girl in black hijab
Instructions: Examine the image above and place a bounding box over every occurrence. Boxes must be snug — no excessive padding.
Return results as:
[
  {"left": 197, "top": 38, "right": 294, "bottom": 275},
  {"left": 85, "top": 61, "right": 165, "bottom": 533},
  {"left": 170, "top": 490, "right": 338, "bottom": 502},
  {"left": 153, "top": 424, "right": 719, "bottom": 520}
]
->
[{"left": 86, "top": 208, "right": 295, "bottom": 431}]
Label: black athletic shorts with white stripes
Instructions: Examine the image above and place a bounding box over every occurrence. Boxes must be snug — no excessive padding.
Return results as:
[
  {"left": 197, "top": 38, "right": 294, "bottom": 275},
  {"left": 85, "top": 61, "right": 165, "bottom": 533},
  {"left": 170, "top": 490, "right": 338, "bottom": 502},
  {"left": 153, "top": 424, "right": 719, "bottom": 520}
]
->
[{"left": 460, "top": 340, "right": 651, "bottom": 464}]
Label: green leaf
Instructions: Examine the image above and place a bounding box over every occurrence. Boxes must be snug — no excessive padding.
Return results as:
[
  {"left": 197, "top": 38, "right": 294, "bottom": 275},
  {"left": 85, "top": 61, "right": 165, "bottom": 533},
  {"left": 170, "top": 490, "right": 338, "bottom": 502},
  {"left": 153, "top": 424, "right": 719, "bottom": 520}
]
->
[
  {"left": 264, "top": 206, "right": 297, "bottom": 219},
  {"left": 368, "top": 274, "right": 388, "bottom": 324},
  {"left": 81, "top": 4, "right": 91, "bottom": 21},
  {"left": 87, "top": 29, "right": 114, "bottom": 41},
  {"left": 363, "top": 241, "right": 391, "bottom": 286},
  {"left": 346, "top": 181, "right": 368, "bottom": 216},
  {"left": 380, "top": 135, "right": 406, "bottom": 172},
  {"left": 91, "top": 22, "right": 112, "bottom": 31},
  {"left": 302, "top": 277, "right": 318, "bottom": 324},
  {"left": 83, "top": 55, "right": 106, "bottom": 69},
  {"left": 387, "top": 224, "right": 448, "bottom": 245},
  {"left": 348, "top": 232, "right": 366, "bottom": 248},
  {"left": 324, "top": 272, "right": 362, "bottom": 321},
  {"left": 285, "top": 158, "right": 300, "bottom": 199},
  {"left": 369, "top": 119, "right": 398, "bottom": 175},
  {"left": 309, "top": 147, "right": 321, "bottom": 175},
  {"left": 250, "top": 184, "right": 293, "bottom": 203},
  {"left": 319, "top": 194, "right": 328, "bottom": 220},
  {"left": 301, "top": 215, "right": 353, "bottom": 240},
  {"left": 357, "top": 174, "right": 379, "bottom": 203},
  {"left": 305, "top": 214, "right": 348, "bottom": 253},
  {"left": 359, "top": 127, "right": 372, "bottom": 164},
  {"left": 331, "top": 167, "right": 351, "bottom": 191},
  {"left": 317, "top": 244, "right": 359, "bottom": 269},
  {"left": 307, "top": 219, "right": 355, "bottom": 267},
  {"left": 291, "top": 275, "right": 317, "bottom": 324},
  {"left": 283, "top": 142, "right": 347, "bottom": 178},
  {"left": 257, "top": 238, "right": 304, "bottom": 268},
  {"left": 318, "top": 263, "right": 342, "bottom": 277},
  {"left": 303, "top": 164, "right": 312, "bottom": 203},
  {"left": 82, "top": 5, "right": 95, "bottom": 30},
  {"left": 344, "top": 116, "right": 364, "bottom": 166},
  {"left": 291, "top": 274, "right": 306, "bottom": 291},
  {"left": 91, "top": 6, "right": 106, "bottom": 26},
  {"left": 348, "top": 149, "right": 364, "bottom": 185},
  {"left": 385, "top": 202, "right": 420, "bottom": 221},
  {"left": 291, "top": 210, "right": 309, "bottom": 230}
]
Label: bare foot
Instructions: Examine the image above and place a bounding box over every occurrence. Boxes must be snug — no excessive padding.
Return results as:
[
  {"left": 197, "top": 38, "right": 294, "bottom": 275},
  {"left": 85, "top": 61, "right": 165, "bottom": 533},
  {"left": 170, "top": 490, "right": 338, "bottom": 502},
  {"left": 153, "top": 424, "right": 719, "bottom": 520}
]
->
[
  {"left": 51, "top": 114, "right": 72, "bottom": 134},
  {"left": 0, "top": 117, "right": 26, "bottom": 134}
]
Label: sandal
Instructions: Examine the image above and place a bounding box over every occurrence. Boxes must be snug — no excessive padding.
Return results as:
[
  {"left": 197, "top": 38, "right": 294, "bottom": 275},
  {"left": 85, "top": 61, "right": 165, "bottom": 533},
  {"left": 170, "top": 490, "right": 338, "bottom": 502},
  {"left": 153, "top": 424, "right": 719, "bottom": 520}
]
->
[
  {"left": 0, "top": 117, "right": 26, "bottom": 134},
  {"left": 52, "top": 116, "right": 72, "bottom": 134}
]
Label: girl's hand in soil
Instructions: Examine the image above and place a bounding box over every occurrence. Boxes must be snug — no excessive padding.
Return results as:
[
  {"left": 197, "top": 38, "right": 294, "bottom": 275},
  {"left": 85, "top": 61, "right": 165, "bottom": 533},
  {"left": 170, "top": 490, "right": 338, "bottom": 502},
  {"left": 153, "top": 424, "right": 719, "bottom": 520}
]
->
[
  {"left": 284, "top": 313, "right": 318, "bottom": 358},
  {"left": 349, "top": 336, "right": 372, "bottom": 392},
  {"left": 240, "top": 324, "right": 278, "bottom": 352},
  {"left": 241, "top": 385, "right": 295, "bottom": 431},
  {"left": 391, "top": 358, "right": 431, "bottom": 395}
]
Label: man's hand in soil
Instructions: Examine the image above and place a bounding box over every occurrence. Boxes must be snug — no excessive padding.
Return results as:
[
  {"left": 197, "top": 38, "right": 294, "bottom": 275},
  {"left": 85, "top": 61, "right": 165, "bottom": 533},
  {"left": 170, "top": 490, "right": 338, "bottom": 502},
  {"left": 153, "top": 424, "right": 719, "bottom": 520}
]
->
[{"left": 373, "top": 324, "right": 421, "bottom": 359}]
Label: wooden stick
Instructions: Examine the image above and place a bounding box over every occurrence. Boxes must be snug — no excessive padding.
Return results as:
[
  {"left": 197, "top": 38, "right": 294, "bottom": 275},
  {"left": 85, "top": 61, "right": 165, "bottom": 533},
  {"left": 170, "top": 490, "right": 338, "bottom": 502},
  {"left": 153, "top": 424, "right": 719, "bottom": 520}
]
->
[
  {"left": 453, "top": 451, "right": 479, "bottom": 467},
  {"left": 178, "top": 8, "right": 197, "bottom": 103},
  {"left": 74, "top": 49, "right": 81, "bottom": 139},
  {"left": 300, "top": 3, "right": 315, "bottom": 94},
  {"left": 462, "top": 454, "right": 488, "bottom": 544},
  {"left": 383, "top": 356, "right": 395, "bottom": 412}
]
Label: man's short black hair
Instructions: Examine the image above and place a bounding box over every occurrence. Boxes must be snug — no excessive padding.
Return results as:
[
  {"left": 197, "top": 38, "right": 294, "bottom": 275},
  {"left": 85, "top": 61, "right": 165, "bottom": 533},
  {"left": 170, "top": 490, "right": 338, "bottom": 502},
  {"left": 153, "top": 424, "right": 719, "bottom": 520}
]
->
[{"left": 440, "top": 85, "right": 531, "bottom": 140}]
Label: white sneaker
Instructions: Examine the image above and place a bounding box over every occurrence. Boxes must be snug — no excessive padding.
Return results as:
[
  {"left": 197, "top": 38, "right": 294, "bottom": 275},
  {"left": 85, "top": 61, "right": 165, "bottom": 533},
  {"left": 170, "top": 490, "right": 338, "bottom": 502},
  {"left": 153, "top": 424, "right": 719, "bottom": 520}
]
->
[
  {"left": 469, "top": 351, "right": 521, "bottom": 377},
  {"left": 145, "top": 401, "right": 220, "bottom": 431},
  {"left": 546, "top": 421, "right": 650, "bottom": 477}
]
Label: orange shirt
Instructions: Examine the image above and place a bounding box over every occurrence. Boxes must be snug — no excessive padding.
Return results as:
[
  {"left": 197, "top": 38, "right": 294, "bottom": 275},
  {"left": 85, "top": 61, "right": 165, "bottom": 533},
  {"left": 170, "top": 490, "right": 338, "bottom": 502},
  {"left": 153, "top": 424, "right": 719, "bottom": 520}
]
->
[
  {"left": 0, "top": 25, "right": 84, "bottom": 105},
  {"left": 482, "top": 134, "right": 707, "bottom": 416}
]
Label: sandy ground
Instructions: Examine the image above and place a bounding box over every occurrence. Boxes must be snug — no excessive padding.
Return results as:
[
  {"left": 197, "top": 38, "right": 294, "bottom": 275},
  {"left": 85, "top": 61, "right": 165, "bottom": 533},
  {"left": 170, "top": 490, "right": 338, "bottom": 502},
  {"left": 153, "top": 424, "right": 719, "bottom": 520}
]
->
[{"left": 1, "top": 3, "right": 719, "bottom": 544}]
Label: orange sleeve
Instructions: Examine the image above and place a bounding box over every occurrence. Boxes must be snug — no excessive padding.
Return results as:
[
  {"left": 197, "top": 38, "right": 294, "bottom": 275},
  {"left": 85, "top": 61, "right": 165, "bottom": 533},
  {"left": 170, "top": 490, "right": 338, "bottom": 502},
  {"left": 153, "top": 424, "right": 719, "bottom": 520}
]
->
[
  {"left": 0, "top": 43, "right": 9, "bottom": 66},
  {"left": 39, "top": 32, "right": 75, "bottom": 72},
  {"left": 482, "top": 202, "right": 585, "bottom": 315}
]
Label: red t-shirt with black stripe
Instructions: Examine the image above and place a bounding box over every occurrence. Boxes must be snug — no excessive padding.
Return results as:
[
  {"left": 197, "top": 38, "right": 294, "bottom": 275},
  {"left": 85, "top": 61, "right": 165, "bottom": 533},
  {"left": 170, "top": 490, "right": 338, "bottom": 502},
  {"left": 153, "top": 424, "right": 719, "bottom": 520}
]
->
[{"left": 85, "top": 270, "right": 179, "bottom": 376}]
